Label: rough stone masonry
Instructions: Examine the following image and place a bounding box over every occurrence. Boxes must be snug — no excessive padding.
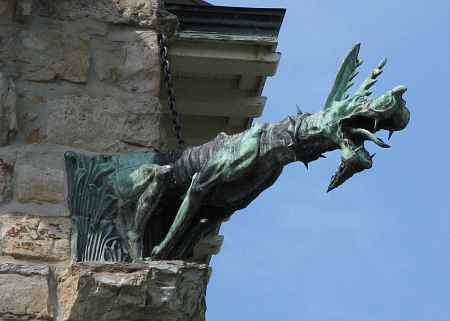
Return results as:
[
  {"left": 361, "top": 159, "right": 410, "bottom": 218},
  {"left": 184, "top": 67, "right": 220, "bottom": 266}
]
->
[{"left": 0, "top": 1, "right": 209, "bottom": 320}]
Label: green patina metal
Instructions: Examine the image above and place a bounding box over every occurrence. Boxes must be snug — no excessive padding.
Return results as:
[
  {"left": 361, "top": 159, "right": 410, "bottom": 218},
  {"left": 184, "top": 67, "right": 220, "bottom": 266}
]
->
[
  {"left": 65, "top": 44, "right": 410, "bottom": 263},
  {"left": 65, "top": 152, "right": 161, "bottom": 262}
]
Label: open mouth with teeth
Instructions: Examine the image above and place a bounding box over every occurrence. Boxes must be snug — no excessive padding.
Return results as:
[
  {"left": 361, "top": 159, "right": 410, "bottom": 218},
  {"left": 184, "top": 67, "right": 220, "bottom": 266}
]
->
[
  {"left": 327, "top": 85, "right": 410, "bottom": 192},
  {"left": 319, "top": 44, "right": 410, "bottom": 192}
]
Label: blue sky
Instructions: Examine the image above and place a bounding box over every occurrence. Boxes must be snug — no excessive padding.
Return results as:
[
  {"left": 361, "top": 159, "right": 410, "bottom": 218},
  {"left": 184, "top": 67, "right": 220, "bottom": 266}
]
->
[{"left": 206, "top": 1, "right": 450, "bottom": 321}]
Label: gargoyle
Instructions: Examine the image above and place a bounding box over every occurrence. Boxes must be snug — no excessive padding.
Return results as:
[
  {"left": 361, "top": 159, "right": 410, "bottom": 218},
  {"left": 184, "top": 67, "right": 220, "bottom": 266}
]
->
[{"left": 65, "top": 44, "right": 410, "bottom": 262}]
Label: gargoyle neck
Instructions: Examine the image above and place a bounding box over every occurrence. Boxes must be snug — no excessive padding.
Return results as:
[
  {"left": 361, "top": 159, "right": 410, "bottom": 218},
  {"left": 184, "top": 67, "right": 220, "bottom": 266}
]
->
[
  {"left": 259, "top": 113, "right": 337, "bottom": 168},
  {"left": 290, "top": 112, "right": 338, "bottom": 165}
]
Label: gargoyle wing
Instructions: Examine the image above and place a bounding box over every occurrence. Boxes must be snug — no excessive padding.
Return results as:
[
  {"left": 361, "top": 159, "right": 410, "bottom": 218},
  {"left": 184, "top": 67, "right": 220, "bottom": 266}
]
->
[{"left": 324, "top": 43, "right": 362, "bottom": 110}]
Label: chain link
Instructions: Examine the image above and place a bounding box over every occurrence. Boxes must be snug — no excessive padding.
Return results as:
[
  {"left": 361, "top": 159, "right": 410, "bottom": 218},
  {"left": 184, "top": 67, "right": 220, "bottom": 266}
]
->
[{"left": 159, "top": 33, "right": 186, "bottom": 147}]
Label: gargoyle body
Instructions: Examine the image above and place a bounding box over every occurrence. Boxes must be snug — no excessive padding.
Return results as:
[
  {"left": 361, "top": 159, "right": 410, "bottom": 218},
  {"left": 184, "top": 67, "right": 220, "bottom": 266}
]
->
[{"left": 65, "top": 44, "right": 410, "bottom": 262}]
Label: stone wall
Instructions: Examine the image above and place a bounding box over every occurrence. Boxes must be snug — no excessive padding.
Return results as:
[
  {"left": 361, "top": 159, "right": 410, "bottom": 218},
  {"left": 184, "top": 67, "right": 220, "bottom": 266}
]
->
[
  {"left": 1, "top": 0, "right": 170, "bottom": 154},
  {"left": 0, "top": 0, "right": 168, "bottom": 262},
  {"left": 0, "top": 1, "right": 208, "bottom": 320}
]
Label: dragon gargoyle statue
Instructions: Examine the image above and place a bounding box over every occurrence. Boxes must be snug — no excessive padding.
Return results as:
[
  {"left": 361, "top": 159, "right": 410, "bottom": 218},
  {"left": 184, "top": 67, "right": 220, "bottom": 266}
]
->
[{"left": 65, "top": 44, "right": 410, "bottom": 262}]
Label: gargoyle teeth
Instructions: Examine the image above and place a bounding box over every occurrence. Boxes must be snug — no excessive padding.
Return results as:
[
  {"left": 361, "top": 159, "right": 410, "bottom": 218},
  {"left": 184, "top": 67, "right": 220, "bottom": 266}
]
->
[
  {"left": 374, "top": 119, "right": 380, "bottom": 131},
  {"left": 388, "top": 130, "right": 394, "bottom": 140},
  {"left": 349, "top": 128, "right": 391, "bottom": 148},
  {"left": 370, "top": 153, "right": 376, "bottom": 160}
]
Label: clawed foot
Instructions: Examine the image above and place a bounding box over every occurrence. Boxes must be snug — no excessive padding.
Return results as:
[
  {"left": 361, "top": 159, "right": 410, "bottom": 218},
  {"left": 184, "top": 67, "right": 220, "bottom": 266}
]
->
[{"left": 151, "top": 245, "right": 162, "bottom": 259}]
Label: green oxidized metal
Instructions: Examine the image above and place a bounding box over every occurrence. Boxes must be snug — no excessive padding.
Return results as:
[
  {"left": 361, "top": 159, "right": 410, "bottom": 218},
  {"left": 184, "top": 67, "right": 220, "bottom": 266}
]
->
[{"left": 65, "top": 44, "right": 410, "bottom": 263}]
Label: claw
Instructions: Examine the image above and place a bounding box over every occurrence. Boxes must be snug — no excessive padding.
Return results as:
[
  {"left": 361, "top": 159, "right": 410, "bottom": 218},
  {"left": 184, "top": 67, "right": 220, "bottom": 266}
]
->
[
  {"left": 151, "top": 245, "right": 161, "bottom": 258},
  {"left": 370, "top": 153, "right": 376, "bottom": 160},
  {"left": 319, "top": 154, "right": 327, "bottom": 159},
  {"left": 303, "top": 162, "right": 309, "bottom": 170}
]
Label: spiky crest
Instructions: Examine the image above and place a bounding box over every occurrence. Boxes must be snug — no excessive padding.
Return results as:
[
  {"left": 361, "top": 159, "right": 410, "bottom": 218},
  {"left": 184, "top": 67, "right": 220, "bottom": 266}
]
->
[
  {"left": 324, "top": 43, "right": 362, "bottom": 110},
  {"left": 355, "top": 58, "right": 387, "bottom": 97}
]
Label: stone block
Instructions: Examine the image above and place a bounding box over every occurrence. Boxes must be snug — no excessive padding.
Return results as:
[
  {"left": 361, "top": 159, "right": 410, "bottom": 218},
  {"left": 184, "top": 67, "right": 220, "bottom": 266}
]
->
[
  {"left": 0, "top": 203, "right": 71, "bottom": 218},
  {"left": 0, "top": 215, "right": 71, "bottom": 262},
  {"left": 33, "top": 0, "right": 159, "bottom": 27},
  {"left": 17, "top": 29, "right": 90, "bottom": 83},
  {"left": 119, "top": 31, "right": 160, "bottom": 94},
  {"left": 0, "top": 0, "right": 8, "bottom": 16},
  {"left": 0, "top": 0, "right": 15, "bottom": 22},
  {"left": 0, "top": 73, "right": 17, "bottom": 146},
  {"left": 46, "top": 95, "right": 165, "bottom": 152},
  {"left": 16, "top": 0, "right": 33, "bottom": 17},
  {"left": 12, "top": 144, "right": 66, "bottom": 205},
  {"left": 93, "top": 30, "right": 160, "bottom": 95},
  {"left": 0, "top": 157, "right": 14, "bottom": 204},
  {"left": 0, "top": 144, "right": 85, "bottom": 218},
  {"left": 57, "top": 261, "right": 209, "bottom": 321},
  {"left": 14, "top": 164, "right": 65, "bottom": 204},
  {"left": 0, "top": 263, "right": 51, "bottom": 320}
]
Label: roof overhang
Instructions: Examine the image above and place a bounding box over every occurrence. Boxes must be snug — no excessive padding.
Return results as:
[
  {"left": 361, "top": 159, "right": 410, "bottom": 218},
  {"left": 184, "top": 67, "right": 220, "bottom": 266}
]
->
[{"left": 162, "top": 3, "right": 285, "bottom": 147}]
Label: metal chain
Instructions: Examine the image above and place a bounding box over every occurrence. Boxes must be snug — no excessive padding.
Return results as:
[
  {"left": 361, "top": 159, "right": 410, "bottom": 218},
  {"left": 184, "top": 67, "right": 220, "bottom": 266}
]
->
[{"left": 159, "top": 33, "right": 185, "bottom": 147}]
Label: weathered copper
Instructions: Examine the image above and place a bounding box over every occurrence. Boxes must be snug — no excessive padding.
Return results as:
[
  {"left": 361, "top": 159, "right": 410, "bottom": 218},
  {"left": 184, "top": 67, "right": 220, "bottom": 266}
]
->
[{"left": 65, "top": 44, "right": 410, "bottom": 262}]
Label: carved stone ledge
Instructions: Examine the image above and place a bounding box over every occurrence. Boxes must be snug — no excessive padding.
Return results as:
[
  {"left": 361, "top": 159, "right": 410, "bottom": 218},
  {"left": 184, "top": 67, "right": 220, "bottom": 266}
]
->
[{"left": 57, "top": 261, "right": 210, "bottom": 321}]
